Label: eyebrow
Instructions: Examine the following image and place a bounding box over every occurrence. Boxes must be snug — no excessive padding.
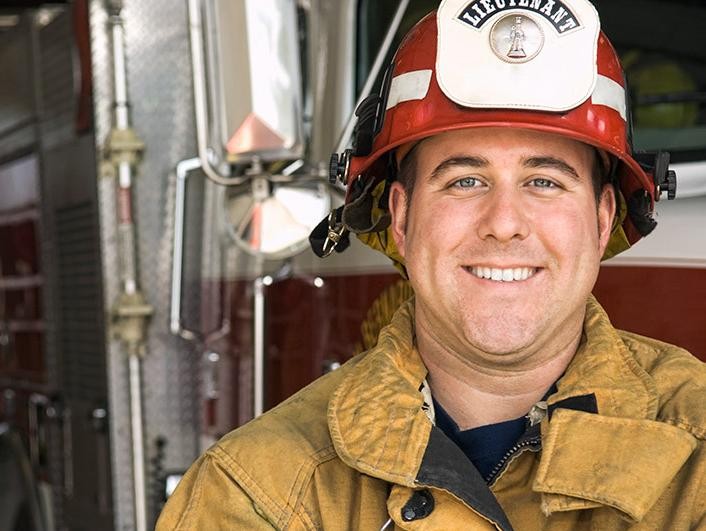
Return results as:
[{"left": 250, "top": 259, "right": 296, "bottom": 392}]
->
[
  {"left": 429, "top": 156, "right": 490, "bottom": 181},
  {"left": 522, "top": 156, "right": 581, "bottom": 182}
]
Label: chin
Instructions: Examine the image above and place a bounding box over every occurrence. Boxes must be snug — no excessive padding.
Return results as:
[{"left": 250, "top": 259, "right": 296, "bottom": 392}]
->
[
  {"left": 461, "top": 315, "right": 542, "bottom": 359},
  {"left": 467, "top": 336, "right": 537, "bottom": 360}
]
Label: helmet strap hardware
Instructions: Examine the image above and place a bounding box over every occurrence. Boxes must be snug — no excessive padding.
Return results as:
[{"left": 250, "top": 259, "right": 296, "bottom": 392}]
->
[
  {"left": 634, "top": 151, "right": 677, "bottom": 201},
  {"left": 627, "top": 190, "right": 658, "bottom": 237},
  {"left": 329, "top": 149, "right": 353, "bottom": 185},
  {"left": 322, "top": 210, "right": 348, "bottom": 258},
  {"left": 350, "top": 61, "right": 393, "bottom": 158},
  {"left": 343, "top": 177, "right": 391, "bottom": 234},
  {"left": 309, "top": 207, "right": 350, "bottom": 258},
  {"left": 353, "top": 94, "right": 385, "bottom": 156}
]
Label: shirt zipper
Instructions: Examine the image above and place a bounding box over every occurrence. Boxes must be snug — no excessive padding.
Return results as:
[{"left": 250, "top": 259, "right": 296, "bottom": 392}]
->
[
  {"left": 484, "top": 435, "right": 542, "bottom": 485},
  {"left": 484, "top": 399, "right": 549, "bottom": 485}
]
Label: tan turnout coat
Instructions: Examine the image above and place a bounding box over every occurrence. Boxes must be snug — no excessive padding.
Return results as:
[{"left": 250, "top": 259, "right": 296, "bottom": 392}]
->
[{"left": 157, "top": 298, "right": 706, "bottom": 530}]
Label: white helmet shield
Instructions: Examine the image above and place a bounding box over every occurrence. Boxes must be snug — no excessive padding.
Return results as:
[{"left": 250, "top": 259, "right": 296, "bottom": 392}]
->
[{"left": 436, "top": 0, "right": 601, "bottom": 112}]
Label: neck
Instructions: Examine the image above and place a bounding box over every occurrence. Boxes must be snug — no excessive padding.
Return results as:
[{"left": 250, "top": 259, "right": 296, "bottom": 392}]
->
[{"left": 416, "top": 315, "right": 583, "bottom": 430}]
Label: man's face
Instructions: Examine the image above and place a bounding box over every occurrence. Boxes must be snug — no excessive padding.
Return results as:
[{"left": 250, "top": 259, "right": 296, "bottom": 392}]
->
[{"left": 389, "top": 127, "right": 616, "bottom": 364}]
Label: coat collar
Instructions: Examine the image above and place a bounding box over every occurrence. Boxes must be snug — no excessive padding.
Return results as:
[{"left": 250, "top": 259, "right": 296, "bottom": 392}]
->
[
  {"left": 548, "top": 296, "right": 658, "bottom": 421},
  {"left": 535, "top": 297, "right": 697, "bottom": 523},
  {"left": 328, "top": 296, "right": 698, "bottom": 524},
  {"left": 328, "top": 299, "right": 513, "bottom": 529},
  {"left": 328, "top": 299, "right": 429, "bottom": 486}
]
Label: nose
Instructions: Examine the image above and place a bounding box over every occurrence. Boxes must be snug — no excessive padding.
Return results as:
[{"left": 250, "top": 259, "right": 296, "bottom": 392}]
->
[{"left": 476, "top": 186, "right": 530, "bottom": 243}]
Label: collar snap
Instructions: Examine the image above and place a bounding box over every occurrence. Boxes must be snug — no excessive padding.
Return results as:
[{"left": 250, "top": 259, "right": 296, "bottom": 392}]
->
[{"left": 401, "top": 489, "right": 435, "bottom": 521}]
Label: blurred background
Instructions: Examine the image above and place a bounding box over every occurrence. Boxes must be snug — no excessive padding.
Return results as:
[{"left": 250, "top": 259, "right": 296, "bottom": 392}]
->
[{"left": 0, "top": 0, "right": 704, "bottom": 529}]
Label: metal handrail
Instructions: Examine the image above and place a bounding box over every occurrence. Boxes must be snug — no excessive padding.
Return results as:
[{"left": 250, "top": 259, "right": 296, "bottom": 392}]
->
[
  {"left": 169, "top": 158, "right": 232, "bottom": 345},
  {"left": 169, "top": 158, "right": 202, "bottom": 340}
]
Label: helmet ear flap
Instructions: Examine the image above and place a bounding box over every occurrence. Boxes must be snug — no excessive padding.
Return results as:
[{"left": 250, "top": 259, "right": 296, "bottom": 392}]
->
[
  {"left": 619, "top": 150, "right": 676, "bottom": 241},
  {"left": 626, "top": 190, "right": 658, "bottom": 238}
]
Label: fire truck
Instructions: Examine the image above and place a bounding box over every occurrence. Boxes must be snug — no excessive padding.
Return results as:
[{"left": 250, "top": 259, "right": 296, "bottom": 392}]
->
[{"left": 0, "top": 0, "right": 704, "bottom": 529}]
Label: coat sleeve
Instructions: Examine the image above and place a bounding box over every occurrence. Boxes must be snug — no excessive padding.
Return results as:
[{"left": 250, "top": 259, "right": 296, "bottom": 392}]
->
[{"left": 155, "top": 452, "right": 277, "bottom": 530}]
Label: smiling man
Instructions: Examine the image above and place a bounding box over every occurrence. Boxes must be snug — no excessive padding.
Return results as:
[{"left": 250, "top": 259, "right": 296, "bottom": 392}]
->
[
  {"left": 157, "top": 0, "right": 706, "bottom": 529},
  {"left": 389, "top": 128, "right": 616, "bottom": 432}
]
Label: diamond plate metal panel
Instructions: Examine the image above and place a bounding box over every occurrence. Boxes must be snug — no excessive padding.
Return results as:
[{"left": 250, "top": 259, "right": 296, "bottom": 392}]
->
[
  {"left": 115, "top": 0, "right": 203, "bottom": 519},
  {"left": 90, "top": 0, "right": 203, "bottom": 528}
]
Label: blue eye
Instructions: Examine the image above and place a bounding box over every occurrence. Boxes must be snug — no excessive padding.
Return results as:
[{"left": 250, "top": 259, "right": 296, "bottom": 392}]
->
[
  {"left": 454, "top": 177, "right": 481, "bottom": 188},
  {"left": 530, "top": 178, "right": 557, "bottom": 188}
]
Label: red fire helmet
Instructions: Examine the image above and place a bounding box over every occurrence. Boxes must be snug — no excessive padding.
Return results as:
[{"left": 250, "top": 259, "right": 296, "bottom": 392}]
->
[{"left": 317, "top": 0, "right": 676, "bottom": 267}]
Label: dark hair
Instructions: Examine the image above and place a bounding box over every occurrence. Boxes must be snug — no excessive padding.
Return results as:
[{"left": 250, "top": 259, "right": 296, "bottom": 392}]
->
[
  {"left": 590, "top": 152, "right": 613, "bottom": 204},
  {"left": 396, "top": 144, "right": 421, "bottom": 213}
]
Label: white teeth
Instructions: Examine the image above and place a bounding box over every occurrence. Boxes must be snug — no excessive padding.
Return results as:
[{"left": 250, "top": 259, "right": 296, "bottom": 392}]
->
[{"left": 469, "top": 266, "right": 537, "bottom": 282}]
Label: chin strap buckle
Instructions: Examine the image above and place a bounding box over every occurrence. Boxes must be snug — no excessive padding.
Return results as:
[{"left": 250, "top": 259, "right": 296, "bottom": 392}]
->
[
  {"left": 322, "top": 211, "right": 347, "bottom": 258},
  {"left": 310, "top": 207, "right": 350, "bottom": 259}
]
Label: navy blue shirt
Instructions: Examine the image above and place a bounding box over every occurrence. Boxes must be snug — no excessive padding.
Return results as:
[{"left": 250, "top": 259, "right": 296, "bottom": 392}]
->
[{"left": 433, "top": 398, "right": 527, "bottom": 480}]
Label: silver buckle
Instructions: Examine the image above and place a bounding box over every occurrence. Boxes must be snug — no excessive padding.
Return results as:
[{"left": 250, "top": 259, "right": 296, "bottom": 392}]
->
[{"left": 322, "top": 211, "right": 346, "bottom": 258}]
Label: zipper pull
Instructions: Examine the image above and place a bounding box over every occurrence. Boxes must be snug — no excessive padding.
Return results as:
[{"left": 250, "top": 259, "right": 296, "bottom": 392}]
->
[{"left": 527, "top": 400, "right": 548, "bottom": 427}]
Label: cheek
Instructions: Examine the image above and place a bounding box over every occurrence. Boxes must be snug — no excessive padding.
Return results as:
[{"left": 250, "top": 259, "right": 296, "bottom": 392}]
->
[
  {"left": 532, "top": 200, "right": 601, "bottom": 259},
  {"left": 408, "top": 199, "right": 471, "bottom": 250},
  {"left": 403, "top": 198, "right": 466, "bottom": 275}
]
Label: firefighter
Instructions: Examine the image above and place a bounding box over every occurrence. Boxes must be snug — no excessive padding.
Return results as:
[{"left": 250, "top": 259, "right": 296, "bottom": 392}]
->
[{"left": 158, "top": 0, "right": 705, "bottom": 529}]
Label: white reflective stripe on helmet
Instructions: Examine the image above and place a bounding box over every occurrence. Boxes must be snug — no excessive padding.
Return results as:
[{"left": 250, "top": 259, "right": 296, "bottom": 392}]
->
[
  {"left": 386, "top": 70, "right": 627, "bottom": 123},
  {"left": 592, "top": 74, "right": 627, "bottom": 121},
  {"left": 386, "top": 69, "right": 433, "bottom": 110}
]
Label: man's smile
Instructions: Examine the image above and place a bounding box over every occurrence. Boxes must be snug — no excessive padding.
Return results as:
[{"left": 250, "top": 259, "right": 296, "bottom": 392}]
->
[{"left": 463, "top": 266, "right": 541, "bottom": 282}]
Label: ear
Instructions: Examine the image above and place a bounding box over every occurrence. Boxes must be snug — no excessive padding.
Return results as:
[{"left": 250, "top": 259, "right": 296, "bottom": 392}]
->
[
  {"left": 389, "top": 181, "right": 409, "bottom": 259},
  {"left": 597, "top": 184, "right": 617, "bottom": 254}
]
